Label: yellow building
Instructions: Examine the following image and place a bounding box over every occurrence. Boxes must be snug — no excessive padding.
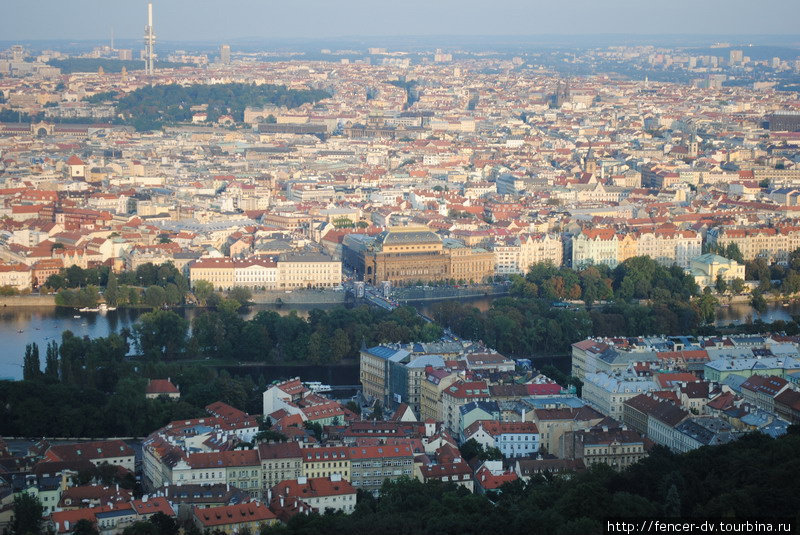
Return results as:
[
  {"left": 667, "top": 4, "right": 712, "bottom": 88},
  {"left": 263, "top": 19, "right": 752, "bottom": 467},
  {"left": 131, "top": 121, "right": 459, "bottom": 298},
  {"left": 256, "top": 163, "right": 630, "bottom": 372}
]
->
[
  {"left": 559, "top": 426, "right": 647, "bottom": 471},
  {"left": 189, "top": 258, "right": 235, "bottom": 290},
  {"left": 420, "top": 370, "right": 460, "bottom": 422},
  {"left": 277, "top": 252, "right": 342, "bottom": 289},
  {"left": 688, "top": 253, "right": 746, "bottom": 288},
  {"left": 346, "top": 226, "right": 494, "bottom": 286},
  {"left": 301, "top": 446, "right": 351, "bottom": 480}
]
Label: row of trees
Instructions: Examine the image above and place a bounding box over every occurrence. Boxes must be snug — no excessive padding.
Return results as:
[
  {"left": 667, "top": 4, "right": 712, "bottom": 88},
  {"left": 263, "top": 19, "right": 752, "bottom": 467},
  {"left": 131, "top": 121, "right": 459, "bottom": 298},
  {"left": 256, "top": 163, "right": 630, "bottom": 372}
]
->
[
  {"left": 511, "top": 257, "right": 699, "bottom": 305},
  {"left": 746, "top": 248, "right": 800, "bottom": 295},
  {"left": 432, "top": 294, "right": 719, "bottom": 357},
  {"left": 133, "top": 303, "right": 441, "bottom": 363},
  {"left": 50, "top": 263, "right": 191, "bottom": 309}
]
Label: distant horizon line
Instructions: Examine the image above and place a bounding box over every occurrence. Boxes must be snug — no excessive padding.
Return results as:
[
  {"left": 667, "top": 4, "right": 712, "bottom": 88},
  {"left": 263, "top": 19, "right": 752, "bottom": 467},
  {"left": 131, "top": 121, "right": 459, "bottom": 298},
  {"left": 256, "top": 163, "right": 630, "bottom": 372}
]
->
[{"left": 1, "top": 33, "right": 799, "bottom": 45}]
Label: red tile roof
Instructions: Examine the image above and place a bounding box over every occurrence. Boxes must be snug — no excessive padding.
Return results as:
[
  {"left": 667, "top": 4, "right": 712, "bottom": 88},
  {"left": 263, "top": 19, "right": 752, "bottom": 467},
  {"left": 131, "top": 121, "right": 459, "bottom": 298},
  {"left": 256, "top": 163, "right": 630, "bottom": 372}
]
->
[{"left": 193, "top": 502, "right": 275, "bottom": 528}]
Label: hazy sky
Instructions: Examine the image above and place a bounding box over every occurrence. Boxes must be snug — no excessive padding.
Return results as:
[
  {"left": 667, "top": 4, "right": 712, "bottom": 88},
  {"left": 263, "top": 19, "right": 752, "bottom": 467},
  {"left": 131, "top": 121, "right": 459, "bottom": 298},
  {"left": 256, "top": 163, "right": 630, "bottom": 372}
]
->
[{"left": 2, "top": 0, "right": 799, "bottom": 43}]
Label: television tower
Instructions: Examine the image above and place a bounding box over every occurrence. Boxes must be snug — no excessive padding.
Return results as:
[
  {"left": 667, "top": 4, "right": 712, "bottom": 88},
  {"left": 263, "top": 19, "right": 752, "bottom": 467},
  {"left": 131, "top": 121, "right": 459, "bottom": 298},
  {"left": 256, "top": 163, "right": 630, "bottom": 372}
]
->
[{"left": 144, "top": 2, "right": 156, "bottom": 75}]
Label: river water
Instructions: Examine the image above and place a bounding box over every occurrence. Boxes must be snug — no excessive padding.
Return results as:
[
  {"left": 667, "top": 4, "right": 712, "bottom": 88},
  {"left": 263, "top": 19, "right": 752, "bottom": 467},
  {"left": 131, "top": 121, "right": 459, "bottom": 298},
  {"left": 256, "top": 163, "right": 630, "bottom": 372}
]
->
[{"left": 1, "top": 298, "right": 798, "bottom": 380}]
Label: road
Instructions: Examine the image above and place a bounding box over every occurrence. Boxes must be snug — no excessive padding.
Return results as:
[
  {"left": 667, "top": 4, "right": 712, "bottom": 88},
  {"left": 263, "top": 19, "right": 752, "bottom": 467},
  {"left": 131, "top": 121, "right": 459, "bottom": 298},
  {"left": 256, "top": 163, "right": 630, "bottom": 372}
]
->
[{"left": 355, "top": 280, "right": 460, "bottom": 343}]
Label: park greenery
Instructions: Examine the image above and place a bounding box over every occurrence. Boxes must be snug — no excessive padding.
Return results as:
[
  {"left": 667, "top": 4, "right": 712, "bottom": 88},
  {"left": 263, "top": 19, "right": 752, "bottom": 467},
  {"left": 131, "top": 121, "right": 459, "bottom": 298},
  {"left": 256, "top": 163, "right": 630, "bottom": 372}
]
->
[
  {"left": 433, "top": 256, "right": 779, "bottom": 357},
  {"left": 104, "top": 83, "right": 330, "bottom": 130},
  {"left": 50, "top": 262, "right": 190, "bottom": 309},
  {"left": 186, "top": 303, "right": 441, "bottom": 363},
  {"left": 3, "top": 328, "right": 263, "bottom": 437},
  {"left": 2, "top": 301, "right": 441, "bottom": 437}
]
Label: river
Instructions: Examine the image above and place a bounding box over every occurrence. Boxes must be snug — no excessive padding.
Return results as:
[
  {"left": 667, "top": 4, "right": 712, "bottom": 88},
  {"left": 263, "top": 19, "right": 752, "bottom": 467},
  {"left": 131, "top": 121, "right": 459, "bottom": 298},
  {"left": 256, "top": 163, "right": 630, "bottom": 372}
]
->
[{"left": 2, "top": 297, "right": 798, "bottom": 381}]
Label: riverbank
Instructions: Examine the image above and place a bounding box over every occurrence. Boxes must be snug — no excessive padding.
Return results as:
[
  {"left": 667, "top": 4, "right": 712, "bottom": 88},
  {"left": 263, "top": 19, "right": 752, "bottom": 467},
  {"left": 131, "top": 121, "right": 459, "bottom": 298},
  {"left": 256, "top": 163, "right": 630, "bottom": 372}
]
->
[
  {"left": 0, "top": 295, "right": 56, "bottom": 307},
  {"left": 395, "top": 284, "right": 509, "bottom": 303},
  {"left": 250, "top": 289, "right": 348, "bottom": 305}
]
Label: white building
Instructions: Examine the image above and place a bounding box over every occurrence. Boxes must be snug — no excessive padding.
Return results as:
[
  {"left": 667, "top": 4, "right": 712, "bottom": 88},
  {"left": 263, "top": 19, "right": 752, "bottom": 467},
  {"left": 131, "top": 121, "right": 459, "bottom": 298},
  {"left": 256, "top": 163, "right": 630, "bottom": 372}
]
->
[{"left": 582, "top": 372, "right": 659, "bottom": 419}]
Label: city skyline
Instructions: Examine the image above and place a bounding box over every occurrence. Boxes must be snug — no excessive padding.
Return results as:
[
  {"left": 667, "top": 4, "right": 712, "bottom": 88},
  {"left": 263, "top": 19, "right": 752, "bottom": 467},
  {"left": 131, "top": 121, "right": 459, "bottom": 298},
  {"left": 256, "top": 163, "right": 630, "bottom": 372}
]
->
[{"left": 2, "top": 0, "right": 799, "bottom": 42}]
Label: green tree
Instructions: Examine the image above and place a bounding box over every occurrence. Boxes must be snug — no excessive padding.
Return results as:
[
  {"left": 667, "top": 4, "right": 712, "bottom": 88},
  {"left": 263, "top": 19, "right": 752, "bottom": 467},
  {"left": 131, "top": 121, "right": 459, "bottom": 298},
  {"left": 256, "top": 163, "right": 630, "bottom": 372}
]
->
[
  {"left": 330, "top": 328, "right": 350, "bottom": 362},
  {"left": 144, "top": 285, "right": 167, "bottom": 308},
  {"left": 44, "top": 273, "right": 67, "bottom": 290},
  {"left": 23, "top": 343, "right": 41, "bottom": 380},
  {"left": 149, "top": 512, "right": 178, "bottom": 535},
  {"left": 64, "top": 265, "right": 87, "bottom": 288},
  {"left": 121, "top": 521, "right": 159, "bottom": 535},
  {"left": 730, "top": 278, "right": 746, "bottom": 295},
  {"left": 228, "top": 286, "right": 252, "bottom": 307},
  {"left": 193, "top": 280, "right": 214, "bottom": 306},
  {"left": 751, "top": 291, "right": 768, "bottom": 313},
  {"left": 372, "top": 400, "right": 384, "bottom": 421},
  {"left": 44, "top": 340, "right": 59, "bottom": 379},
  {"left": 715, "top": 274, "right": 728, "bottom": 295},
  {"left": 663, "top": 484, "right": 682, "bottom": 518},
  {"left": 696, "top": 288, "right": 719, "bottom": 324},
  {"left": 105, "top": 271, "right": 119, "bottom": 306},
  {"left": 72, "top": 519, "right": 100, "bottom": 535},
  {"left": 164, "top": 283, "right": 182, "bottom": 306},
  {"left": 724, "top": 243, "right": 744, "bottom": 264},
  {"left": 11, "top": 493, "right": 43, "bottom": 535},
  {"left": 344, "top": 400, "right": 361, "bottom": 416},
  {"left": 133, "top": 310, "right": 189, "bottom": 359}
]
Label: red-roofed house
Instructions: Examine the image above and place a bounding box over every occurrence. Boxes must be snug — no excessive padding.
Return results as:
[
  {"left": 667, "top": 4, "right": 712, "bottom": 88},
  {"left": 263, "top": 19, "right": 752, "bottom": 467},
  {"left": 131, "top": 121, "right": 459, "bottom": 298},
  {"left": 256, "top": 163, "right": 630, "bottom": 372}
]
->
[
  {"left": 192, "top": 501, "right": 277, "bottom": 533},
  {"left": 474, "top": 461, "right": 519, "bottom": 494},
  {"left": 66, "top": 155, "right": 86, "bottom": 180},
  {"left": 145, "top": 379, "right": 180, "bottom": 400},
  {"left": 45, "top": 440, "right": 135, "bottom": 472},
  {"left": 270, "top": 475, "right": 356, "bottom": 513}
]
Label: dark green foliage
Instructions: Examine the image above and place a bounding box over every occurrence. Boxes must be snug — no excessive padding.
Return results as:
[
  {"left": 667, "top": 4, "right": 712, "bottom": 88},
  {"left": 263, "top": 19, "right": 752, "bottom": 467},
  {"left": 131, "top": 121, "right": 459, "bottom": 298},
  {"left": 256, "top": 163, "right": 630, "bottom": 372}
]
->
[
  {"left": 54, "top": 285, "right": 101, "bottom": 307},
  {"left": 371, "top": 401, "right": 384, "bottom": 421},
  {"left": 190, "top": 305, "right": 440, "bottom": 364},
  {"left": 439, "top": 260, "right": 708, "bottom": 357},
  {"left": 512, "top": 259, "right": 698, "bottom": 304},
  {"left": 22, "top": 343, "right": 41, "bottom": 381},
  {"left": 49, "top": 263, "right": 187, "bottom": 308},
  {"left": 108, "top": 83, "right": 329, "bottom": 131},
  {"left": 751, "top": 291, "right": 768, "bottom": 313},
  {"left": 255, "top": 429, "right": 288, "bottom": 443},
  {"left": 72, "top": 519, "right": 100, "bottom": 535},
  {"left": 105, "top": 271, "right": 120, "bottom": 306},
  {"left": 228, "top": 286, "right": 253, "bottom": 307},
  {"left": 11, "top": 493, "right": 43, "bottom": 535},
  {"left": 432, "top": 297, "right": 592, "bottom": 356},
  {"left": 134, "top": 310, "right": 190, "bottom": 359},
  {"left": 304, "top": 421, "right": 324, "bottom": 441},
  {"left": 458, "top": 439, "right": 502, "bottom": 462},
  {"left": 148, "top": 512, "right": 178, "bottom": 535}
]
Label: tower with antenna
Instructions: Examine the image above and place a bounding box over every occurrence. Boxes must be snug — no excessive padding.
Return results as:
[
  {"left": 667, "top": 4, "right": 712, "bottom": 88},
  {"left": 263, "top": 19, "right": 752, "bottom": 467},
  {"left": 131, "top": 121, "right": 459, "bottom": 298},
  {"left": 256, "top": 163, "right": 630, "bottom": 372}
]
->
[{"left": 144, "top": 2, "right": 156, "bottom": 75}]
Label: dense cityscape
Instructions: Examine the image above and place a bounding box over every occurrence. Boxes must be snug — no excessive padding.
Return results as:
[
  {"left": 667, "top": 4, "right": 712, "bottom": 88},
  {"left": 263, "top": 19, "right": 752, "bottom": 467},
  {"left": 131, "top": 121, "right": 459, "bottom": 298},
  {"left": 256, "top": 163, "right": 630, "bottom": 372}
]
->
[{"left": 1, "top": 2, "right": 800, "bottom": 535}]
